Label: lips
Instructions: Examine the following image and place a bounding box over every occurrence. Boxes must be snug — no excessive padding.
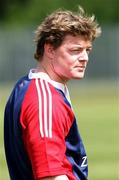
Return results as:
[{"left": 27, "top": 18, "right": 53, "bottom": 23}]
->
[
  {"left": 79, "top": 66, "right": 85, "bottom": 68},
  {"left": 75, "top": 66, "right": 85, "bottom": 69},
  {"left": 75, "top": 66, "right": 85, "bottom": 72}
]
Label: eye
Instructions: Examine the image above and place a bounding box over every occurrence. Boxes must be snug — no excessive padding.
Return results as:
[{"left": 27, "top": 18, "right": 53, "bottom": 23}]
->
[
  {"left": 86, "top": 48, "right": 92, "bottom": 54},
  {"left": 70, "top": 48, "right": 82, "bottom": 54}
]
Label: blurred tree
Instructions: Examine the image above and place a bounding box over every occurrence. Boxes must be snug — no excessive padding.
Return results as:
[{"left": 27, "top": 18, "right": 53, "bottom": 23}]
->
[
  {"left": 0, "top": 0, "right": 119, "bottom": 25},
  {"left": 0, "top": 0, "right": 9, "bottom": 19},
  {"left": 0, "top": 0, "right": 29, "bottom": 20}
]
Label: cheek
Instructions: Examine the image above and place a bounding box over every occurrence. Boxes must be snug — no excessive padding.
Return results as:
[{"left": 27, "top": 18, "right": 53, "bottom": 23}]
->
[
  {"left": 62, "top": 55, "right": 77, "bottom": 68},
  {"left": 53, "top": 52, "right": 77, "bottom": 71}
]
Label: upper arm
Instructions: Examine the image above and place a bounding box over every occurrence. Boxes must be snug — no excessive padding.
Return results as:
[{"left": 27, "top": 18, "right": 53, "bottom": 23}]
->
[{"left": 20, "top": 80, "right": 73, "bottom": 179}]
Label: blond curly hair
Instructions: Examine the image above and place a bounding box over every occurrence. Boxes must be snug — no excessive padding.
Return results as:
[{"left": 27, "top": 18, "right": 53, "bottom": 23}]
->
[{"left": 34, "top": 6, "right": 101, "bottom": 61}]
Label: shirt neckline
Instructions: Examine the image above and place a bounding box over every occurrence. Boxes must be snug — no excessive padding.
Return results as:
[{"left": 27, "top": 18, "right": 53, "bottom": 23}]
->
[{"left": 28, "top": 69, "right": 71, "bottom": 104}]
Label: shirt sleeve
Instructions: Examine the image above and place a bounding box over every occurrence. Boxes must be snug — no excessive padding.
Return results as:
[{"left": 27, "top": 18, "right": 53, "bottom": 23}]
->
[{"left": 20, "top": 79, "right": 74, "bottom": 179}]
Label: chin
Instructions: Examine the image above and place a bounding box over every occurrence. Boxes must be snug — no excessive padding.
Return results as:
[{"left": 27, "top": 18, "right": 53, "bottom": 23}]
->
[
  {"left": 70, "top": 71, "right": 85, "bottom": 80},
  {"left": 73, "top": 76, "right": 84, "bottom": 80},
  {"left": 75, "top": 73, "right": 85, "bottom": 79}
]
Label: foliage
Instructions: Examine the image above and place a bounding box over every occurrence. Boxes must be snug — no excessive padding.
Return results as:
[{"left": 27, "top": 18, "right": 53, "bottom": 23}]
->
[
  {"left": 0, "top": 0, "right": 29, "bottom": 20},
  {"left": 0, "top": 0, "right": 119, "bottom": 26}
]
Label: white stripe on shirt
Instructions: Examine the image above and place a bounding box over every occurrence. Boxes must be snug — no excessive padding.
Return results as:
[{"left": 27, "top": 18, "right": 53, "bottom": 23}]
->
[{"left": 35, "top": 78, "right": 52, "bottom": 138}]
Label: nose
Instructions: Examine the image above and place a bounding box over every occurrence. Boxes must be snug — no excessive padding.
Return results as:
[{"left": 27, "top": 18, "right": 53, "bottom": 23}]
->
[{"left": 78, "top": 50, "right": 89, "bottom": 62}]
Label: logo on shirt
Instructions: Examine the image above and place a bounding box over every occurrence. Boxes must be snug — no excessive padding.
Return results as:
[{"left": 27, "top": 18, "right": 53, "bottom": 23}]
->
[{"left": 81, "top": 156, "right": 88, "bottom": 167}]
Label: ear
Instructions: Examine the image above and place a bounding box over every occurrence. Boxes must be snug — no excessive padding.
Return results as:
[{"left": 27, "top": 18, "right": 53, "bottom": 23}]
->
[{"left": 44, "top": 43, "right": 55, "bottom": 59}]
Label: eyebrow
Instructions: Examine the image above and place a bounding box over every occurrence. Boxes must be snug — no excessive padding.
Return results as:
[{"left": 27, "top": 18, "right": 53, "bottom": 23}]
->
[{"left": 70, "top": 45, "right": 92, "bottom": 49}]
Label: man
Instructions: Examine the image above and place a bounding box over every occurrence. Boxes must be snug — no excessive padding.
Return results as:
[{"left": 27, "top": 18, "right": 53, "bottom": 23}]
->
[{"left": 4, "top": 6, "right": 101, "bottom": 180}]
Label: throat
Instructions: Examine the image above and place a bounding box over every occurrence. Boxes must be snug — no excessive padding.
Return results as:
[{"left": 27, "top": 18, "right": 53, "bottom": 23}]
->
[{"left": 37, "top": 62, "right": 68, "bottom": 84}]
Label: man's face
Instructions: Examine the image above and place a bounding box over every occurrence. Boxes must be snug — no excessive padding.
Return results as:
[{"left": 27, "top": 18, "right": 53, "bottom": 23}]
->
[{"left": 51, "top": 35, "right": 92, "bottom": 82}]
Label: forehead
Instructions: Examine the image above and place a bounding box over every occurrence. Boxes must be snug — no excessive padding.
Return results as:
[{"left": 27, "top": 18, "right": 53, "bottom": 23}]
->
[{"left": 62, "top": 35, "right": 92, "bottom": 47}]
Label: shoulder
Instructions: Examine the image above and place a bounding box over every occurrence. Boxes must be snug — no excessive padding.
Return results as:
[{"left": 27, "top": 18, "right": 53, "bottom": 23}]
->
[{"left": 5, "top": 75, "right": 30, "bottom": 107}]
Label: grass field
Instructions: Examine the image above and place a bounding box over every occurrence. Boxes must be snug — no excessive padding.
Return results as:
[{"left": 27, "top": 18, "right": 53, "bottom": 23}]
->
[{"left": 0, "top": 80, "right": 119, "bottom": 180}]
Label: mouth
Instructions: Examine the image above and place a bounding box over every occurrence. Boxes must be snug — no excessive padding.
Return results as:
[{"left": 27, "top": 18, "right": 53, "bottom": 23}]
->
[{"left": 75, "top": 66, "right": 85, "bottom": 72}]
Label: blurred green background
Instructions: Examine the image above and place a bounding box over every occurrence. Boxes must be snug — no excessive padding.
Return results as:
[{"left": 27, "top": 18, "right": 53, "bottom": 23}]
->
[{"left": 0, "top": 0, "right": 119, "bottom": 179}]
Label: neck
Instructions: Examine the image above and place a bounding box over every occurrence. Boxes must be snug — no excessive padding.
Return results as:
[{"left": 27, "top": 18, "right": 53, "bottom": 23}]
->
[{"left": 37, "top": 61, "right": 68, "bottom": 84}]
